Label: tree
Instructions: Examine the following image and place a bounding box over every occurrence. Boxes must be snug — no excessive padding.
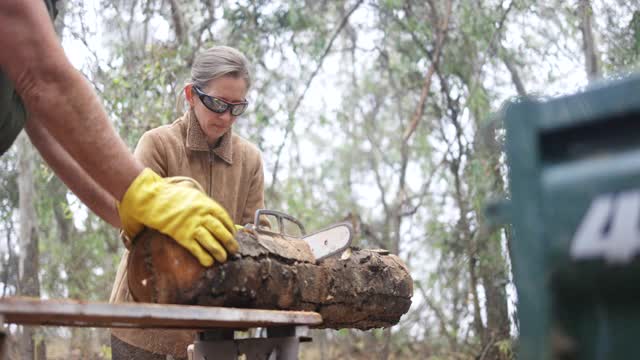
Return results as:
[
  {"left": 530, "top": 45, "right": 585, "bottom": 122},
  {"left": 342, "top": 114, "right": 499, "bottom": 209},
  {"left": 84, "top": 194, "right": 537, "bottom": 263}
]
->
[
  {"left": 579, "top": 0, "right": 600, "bottom": 80},
  {"left": 16, "top": 133, "right": 45, "bottom": 360}
]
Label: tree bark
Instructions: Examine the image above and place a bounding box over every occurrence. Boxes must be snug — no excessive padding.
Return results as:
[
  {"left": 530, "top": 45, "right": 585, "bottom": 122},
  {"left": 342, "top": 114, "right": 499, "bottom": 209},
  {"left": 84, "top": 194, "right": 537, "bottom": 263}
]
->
[
  {"left": 478, "top": 233, "right": 511, "bottom": 359},
  {"left": 16, "top": 133, "right": 43, "bottom": 360},
  {"left": 501, "top": 51, "right": 527, "bottom": 97},
  {"left": 578, "top": 0, "right": 600, "bottom": 80},
  {"left": 473, "top": 97, "right": 512, "bottom": 359},
  {"left": 167, "top": 0, "right": 187, "bottom": 44},
  {"left": 127, "top": 229, "right": 413, "bottom": 330}
]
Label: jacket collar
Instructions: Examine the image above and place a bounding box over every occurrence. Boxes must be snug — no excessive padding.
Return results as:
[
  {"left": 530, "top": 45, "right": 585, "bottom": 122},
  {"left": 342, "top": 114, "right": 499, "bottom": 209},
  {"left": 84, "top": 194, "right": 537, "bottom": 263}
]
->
[{"left": 185, "top": 110, "right": 233, "bottom": 165}]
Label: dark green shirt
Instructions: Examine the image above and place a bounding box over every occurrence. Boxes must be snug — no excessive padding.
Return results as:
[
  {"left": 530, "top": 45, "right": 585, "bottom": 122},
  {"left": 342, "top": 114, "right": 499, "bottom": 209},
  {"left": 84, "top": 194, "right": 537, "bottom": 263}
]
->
[{"left": 0, "top": 0, "right": 58, "bottom": 156}]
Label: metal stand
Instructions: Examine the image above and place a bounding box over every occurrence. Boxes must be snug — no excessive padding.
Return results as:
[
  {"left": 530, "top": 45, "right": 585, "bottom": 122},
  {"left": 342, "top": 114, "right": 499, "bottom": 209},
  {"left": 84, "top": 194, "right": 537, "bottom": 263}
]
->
[{"left": 188, "top": 326, "right": 311, "bottom": 360}]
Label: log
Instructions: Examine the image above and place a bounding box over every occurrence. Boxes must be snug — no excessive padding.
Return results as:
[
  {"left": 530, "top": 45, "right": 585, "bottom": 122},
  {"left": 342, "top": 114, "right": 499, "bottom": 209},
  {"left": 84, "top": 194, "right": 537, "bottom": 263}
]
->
[{"left": 127, "top": 229, "right": 413, "bottom": 330}]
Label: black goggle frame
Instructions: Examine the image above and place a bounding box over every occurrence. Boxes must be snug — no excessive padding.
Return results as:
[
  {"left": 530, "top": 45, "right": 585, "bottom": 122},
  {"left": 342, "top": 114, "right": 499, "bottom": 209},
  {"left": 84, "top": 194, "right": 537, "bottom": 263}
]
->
[{"left": 193, "top": 86, "right": 248, "bottom": 116}]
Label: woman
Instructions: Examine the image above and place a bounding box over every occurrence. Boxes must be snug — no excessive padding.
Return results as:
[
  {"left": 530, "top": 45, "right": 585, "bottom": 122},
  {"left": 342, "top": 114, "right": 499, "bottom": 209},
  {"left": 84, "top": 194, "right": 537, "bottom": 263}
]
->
[{"left": 110, "top": 45, "right": 266, "bottom": 360}]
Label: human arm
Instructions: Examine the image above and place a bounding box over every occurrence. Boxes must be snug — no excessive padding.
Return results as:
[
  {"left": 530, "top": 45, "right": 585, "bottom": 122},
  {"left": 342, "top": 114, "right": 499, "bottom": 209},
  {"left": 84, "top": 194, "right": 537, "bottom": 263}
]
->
[
  {"left": 25, "top": 120, "right": 121, "bottom": 227},
  {"left": 116, "top": 130, "right": 167, "bottom": 247},
  {"left": 0, "top": 0, "right": 140, "bottom": 199},
  {"left": 0, "top": 1, "right": 237, "bottom": 266}
]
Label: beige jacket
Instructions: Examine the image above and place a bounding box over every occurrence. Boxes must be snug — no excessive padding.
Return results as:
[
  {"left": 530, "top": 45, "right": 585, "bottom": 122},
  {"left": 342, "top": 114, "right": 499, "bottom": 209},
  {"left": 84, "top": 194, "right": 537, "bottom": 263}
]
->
[{"left": 110, "top": 111, "right": 266, "bottom": 358}]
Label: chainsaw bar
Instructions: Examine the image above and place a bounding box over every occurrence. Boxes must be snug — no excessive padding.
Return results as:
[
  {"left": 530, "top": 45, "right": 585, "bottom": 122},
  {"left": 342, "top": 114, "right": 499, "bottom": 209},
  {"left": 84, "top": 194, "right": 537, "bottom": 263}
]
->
[{"left": 302, "top": 222, "right": 353, "bottom": 261}]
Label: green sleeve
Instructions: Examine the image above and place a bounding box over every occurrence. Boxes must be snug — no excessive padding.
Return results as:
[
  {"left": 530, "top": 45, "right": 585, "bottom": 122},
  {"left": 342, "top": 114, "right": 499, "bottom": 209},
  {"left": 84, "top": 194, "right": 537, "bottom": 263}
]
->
[
  {"left": 0, "top": 0, "right": 59, "bottom": 156},
  {"left": 0, "top": 72, "right": 26, "bottom": 156}
]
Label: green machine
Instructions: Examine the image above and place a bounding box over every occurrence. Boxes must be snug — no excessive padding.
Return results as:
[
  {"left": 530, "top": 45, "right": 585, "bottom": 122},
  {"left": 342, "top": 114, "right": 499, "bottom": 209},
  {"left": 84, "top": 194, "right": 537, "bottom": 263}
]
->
[{"left": 501, "top": 74, "right": 640, "bottom": 360}]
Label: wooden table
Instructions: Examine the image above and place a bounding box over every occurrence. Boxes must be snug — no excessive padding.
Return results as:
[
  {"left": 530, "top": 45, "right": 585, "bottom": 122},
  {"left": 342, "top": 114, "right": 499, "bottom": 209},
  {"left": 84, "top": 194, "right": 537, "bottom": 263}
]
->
[{"left": 0, "top": 297, "right": 323, "bottom": 359}]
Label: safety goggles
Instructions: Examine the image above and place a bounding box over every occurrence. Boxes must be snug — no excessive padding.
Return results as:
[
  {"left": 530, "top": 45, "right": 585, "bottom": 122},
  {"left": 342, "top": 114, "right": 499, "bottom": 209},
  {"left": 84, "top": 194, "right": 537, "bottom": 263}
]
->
[{"left": 193, "top": 86, "right": 249, "bottom": 116}]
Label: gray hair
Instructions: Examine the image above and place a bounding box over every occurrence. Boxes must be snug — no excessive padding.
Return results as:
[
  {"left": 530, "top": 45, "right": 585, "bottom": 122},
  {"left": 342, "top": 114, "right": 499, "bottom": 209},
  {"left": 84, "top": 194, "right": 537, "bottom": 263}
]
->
[{"left": 177, "top": 46, "right": 251, "bottom": 112}]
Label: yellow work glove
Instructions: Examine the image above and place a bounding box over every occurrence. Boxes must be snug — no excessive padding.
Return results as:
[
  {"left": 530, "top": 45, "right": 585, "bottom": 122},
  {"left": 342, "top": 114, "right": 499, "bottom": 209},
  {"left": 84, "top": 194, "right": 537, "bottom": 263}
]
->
[
  {"left": 235, "top": 224, "right": 244, "bottom": 231},
  {"left": 119, "top": 175, "right": 212, "bottom": 241},
  {"left": 117, "top": 169, "right": 238, "bottom": 267}
]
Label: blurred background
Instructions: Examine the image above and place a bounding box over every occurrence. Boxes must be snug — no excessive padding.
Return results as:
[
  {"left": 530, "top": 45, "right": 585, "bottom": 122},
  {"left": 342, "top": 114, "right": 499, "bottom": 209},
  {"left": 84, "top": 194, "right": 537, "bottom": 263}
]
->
[{"left": 1, "top": 0, "right": 639, "bottom": 358}]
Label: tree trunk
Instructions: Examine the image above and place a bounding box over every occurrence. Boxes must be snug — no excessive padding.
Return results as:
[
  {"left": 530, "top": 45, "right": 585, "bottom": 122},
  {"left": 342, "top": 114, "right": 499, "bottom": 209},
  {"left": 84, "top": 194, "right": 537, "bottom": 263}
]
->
[
  {"left": 167, "top": 0, "right": 187, "bottom": 44},
  {"left": 2, "top": 220, "right": 17, "bottom": 298},
  {"left": 380, "top": 328, "right": 392, "bottom": 360},
  {"left": 578, "top": 0, "right": 600, "bottom": 80},
  {"left": 127, "top": 229, "right": 413, "bottom": 330},
  {"left": 47, "top": 177, "right": 96, "bottom": 358},
  {"left": 474, "top": 105, "right": 512, "bottom": 359},
  {"left": 16, "top": 133, "right": 42, "bottom": 360},
  {"left": 501, "top": 51, "right": 527, "bottom": 97},
  {"left": 478, "top": 232, "right": 511, "bottom": 359}
]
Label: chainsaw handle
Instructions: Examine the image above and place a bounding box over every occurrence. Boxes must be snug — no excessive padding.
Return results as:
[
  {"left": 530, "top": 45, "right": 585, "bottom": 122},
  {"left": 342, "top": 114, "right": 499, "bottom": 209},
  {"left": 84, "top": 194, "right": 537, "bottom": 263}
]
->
[{"left": 252, "top": 209, "right": 307, "bottom": 238}]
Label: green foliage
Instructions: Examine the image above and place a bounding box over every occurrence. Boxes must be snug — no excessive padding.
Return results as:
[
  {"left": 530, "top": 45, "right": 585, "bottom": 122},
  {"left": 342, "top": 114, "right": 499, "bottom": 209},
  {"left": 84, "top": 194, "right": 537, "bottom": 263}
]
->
[
  {"left": 99, "top": 44, "right": 189, "bottom": 147},
  {"left": 495, "top": 338, "right": 514, "bottom": 357},
  {"left": 0, "top": 150, "right": 18, "bottom": 222}
]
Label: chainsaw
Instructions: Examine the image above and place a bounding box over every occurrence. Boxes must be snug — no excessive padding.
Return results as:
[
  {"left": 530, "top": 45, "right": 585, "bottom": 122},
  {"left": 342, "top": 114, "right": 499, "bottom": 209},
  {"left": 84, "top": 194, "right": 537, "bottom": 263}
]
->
[{"left": 243, "top": 209, "right": 353, "bottom": 261}]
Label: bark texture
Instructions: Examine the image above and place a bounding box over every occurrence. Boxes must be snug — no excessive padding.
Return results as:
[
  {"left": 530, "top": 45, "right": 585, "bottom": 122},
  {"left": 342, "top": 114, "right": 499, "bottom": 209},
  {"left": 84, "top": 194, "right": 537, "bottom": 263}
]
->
[
  {"left": 17, "top": 133, "right": 43, "bottom": 360},
  {"left": 579, "top": 0, "right": 600, "bottom": 80},
  {"left": 127, "top": 229, "right": 413, "bottom": 330}
]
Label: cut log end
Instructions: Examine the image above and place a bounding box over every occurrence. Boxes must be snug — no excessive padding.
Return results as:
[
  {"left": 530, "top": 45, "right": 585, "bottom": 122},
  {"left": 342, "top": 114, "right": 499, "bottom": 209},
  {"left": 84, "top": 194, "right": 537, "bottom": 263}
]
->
[{"left": 128, "top": 229, "right": 413, "bottom": 330}]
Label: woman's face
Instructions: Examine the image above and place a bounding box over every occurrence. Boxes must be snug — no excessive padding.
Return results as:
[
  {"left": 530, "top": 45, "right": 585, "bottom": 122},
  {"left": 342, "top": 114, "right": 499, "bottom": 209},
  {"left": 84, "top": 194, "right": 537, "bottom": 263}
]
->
[{"left": 186, "top": 75, "right": 248, "bottom": 145}]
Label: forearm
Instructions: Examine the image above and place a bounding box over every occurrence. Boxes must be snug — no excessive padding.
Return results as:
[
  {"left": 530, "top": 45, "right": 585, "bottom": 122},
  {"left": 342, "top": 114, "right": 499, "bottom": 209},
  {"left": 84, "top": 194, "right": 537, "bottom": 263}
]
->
[
  {"left": 25, "top": 120, "right": 121, "bottom": 228},
  {"left": 0, "top": 1, "right": 142, "bottom": 200},
  {"left": 23, "top": 67, "right": 142, "bottom": 200}
]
